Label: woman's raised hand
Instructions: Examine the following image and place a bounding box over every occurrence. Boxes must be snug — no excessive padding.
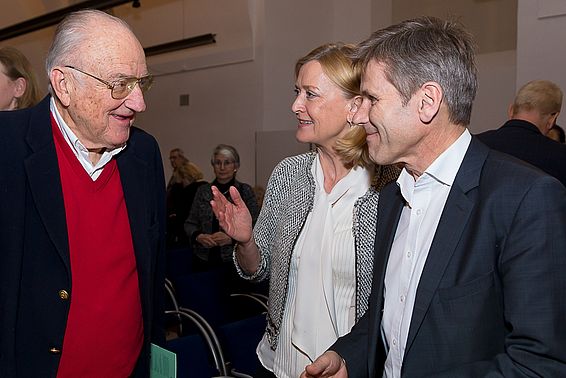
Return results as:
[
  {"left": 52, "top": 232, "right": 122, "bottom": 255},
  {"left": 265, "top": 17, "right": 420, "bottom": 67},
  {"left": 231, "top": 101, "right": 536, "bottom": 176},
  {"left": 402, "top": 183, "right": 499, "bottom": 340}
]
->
[{"left": 210, "top": 185, "right": 253, "bottom": 244}]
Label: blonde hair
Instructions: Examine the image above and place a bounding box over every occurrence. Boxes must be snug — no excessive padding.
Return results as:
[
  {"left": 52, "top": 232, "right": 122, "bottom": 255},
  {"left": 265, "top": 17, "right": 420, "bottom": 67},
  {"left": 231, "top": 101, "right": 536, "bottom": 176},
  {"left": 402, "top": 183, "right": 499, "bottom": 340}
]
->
[
  {"left": 0, "top": 47, "right": 41, "bottom": 109},
  {"left": 172, "top": 161, "right": 203, "bottom": 185},
  {"left": 511, "top": 80, "right": 562, "bottom": 116},
  {"left": 296, "top": 43, "right": 372, "bottom": 168}
]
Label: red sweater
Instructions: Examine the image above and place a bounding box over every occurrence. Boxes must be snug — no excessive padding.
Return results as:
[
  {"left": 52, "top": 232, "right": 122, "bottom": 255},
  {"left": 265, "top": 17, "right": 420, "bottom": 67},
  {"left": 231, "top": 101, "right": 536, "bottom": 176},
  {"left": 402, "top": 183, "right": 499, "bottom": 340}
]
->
[{"left": 52, "top": 119, "right": 143, "bottom": 377}]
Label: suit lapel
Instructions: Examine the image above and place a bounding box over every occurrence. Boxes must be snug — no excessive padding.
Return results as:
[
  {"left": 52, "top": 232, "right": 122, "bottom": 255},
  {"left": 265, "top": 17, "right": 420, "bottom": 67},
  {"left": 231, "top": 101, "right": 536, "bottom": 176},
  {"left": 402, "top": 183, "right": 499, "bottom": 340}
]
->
[
  {"left": 24, "top": 97, "right": 70, "bottom": 271},
  {"left": 368, "top": 182, "right": 404, "bottom": 376},
  {"left": 404, "top": 138, "right": 487, "bottom": 357}
]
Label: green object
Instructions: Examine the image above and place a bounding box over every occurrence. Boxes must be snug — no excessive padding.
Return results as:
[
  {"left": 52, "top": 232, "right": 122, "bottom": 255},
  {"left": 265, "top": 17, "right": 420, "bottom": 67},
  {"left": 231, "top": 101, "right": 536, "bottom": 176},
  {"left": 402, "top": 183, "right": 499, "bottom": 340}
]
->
[{"left": 150, "top": 343, "right": 177, "bottom": 378}]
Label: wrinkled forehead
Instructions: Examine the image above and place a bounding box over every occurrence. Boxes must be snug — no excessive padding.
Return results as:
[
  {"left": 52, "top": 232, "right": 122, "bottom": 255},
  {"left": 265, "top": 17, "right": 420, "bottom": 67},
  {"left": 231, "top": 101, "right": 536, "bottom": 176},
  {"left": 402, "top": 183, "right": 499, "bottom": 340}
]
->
[{"left": 77, "top": 22, "right": 146, "bottom": 73}]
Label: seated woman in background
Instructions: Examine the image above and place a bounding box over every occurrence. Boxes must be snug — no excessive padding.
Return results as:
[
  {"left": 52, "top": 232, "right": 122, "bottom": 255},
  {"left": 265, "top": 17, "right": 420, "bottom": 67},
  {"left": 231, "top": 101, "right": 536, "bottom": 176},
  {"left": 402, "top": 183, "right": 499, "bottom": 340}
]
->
[
  {"left": 211, "top": 43, "right": 400, "bottom": 378},
  {"left": 0, "top": 46, "right": 41, "bottom": 110},
  {"left": 185, "top": 144, "right": 259, "bottom": 272},
  {"left": 166, "top": 160, "right": 207, "bottom": 248}
]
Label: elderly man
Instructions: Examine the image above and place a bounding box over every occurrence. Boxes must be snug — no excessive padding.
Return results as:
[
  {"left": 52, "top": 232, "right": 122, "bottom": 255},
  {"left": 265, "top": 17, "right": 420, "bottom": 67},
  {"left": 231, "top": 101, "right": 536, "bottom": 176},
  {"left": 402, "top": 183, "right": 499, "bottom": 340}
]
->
[
  {"left": 0, "top": 10, "right": 165, "bottom": 377},
  {"left": 478, "top": 80, "right": 566, "bottom": 186},
  {"left": 304, "top": 17, "right": 566, "bottom": 377}
]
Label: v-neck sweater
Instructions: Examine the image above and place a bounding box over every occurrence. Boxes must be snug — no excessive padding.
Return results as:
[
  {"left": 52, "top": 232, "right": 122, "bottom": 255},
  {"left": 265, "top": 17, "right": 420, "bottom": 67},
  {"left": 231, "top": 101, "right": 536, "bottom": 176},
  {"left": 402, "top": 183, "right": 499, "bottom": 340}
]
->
[{"left": 51, "top": 116, "right": 143, "bottom": 377}]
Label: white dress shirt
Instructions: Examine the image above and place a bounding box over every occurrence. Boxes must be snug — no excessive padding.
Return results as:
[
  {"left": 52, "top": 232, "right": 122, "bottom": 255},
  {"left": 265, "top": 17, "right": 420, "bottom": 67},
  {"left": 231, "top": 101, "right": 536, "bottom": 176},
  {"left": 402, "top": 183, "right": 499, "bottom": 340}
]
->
[
  {"left": 50, "top": 97, "right": 124, "bottom": 180},
  {"left": 381, "top": 129, "right": 472, "bottom": 377}
]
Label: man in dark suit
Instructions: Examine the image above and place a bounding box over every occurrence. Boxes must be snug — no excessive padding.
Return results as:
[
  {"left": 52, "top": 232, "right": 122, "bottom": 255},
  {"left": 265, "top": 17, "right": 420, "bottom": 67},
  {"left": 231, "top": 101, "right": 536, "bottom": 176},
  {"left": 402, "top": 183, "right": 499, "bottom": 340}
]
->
[
  {"left": 478, "top": 80, "right": 566, "bottom": 187},
  {"left": 303, "top": 17, "right": 566, "bottom": 377},
  {"left": 0, "top": 10, "right": 165, "bottom": 377}
]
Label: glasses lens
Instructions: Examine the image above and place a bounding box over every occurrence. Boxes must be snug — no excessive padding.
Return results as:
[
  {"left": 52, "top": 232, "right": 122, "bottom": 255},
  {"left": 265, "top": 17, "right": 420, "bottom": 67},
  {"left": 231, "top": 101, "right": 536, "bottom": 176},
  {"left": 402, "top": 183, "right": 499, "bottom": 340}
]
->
[
  {"left": 111, "top": 79, "right": 130, "bottom": 99},
  {"left": 139, "top": 75, "right": 154, "bottom": 92},
  {"left": 213, "top": 160, "right": 234, "bottom": 167},
  {"left": 110, "top": 76, "right": 154, "bottom": 99}
]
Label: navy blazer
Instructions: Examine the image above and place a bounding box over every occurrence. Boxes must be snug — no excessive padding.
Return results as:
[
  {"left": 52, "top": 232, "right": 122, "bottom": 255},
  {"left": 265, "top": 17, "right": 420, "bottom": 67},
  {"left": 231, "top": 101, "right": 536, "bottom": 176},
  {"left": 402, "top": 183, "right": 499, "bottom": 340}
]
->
[
  {"left": 0, "top": 96, "right": 166, "bottom": 377},
  {"left": 332, "top": 137, "right": 566, "bottom": 377},
  {"left": 478, "top": 119, "right": 566, "bottom": 187}
]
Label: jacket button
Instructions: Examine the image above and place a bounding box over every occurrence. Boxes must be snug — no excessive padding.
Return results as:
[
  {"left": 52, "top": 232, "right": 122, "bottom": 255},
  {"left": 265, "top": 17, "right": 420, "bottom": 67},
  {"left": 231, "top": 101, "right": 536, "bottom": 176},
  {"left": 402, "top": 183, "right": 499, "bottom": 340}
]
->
[
  {"left": 49, "top": 347, "right": 62, "bottom": 354},
  {"left": 58, "top": 290, "right": 69, "bottom": 300}
]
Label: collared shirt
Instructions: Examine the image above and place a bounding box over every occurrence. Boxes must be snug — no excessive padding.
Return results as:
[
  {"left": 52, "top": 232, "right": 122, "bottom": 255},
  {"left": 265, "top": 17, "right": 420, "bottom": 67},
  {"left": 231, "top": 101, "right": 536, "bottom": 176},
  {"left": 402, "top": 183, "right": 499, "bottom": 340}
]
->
[
  {"left": 50, "top": 97, "right": 125, "bottom": 180},
  {"left": 381, "top": 129, "right": 472, "bottom": 377}
]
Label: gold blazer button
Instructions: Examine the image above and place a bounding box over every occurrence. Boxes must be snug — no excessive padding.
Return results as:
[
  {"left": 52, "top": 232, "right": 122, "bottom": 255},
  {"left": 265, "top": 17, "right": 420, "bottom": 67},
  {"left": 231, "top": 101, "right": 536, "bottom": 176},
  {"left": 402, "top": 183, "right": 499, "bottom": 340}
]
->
[
  {"left": 49, "top": 347, "right": 61, "bottom": 354},
  {"left": 58, "top": 290, "right": 69, "bottom": 300}
]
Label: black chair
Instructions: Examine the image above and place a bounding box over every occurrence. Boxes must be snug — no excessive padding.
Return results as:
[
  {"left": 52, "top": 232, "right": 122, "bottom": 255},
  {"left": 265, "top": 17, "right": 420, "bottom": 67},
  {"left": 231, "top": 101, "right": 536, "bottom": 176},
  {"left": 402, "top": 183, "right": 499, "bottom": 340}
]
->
[
  {"left": 165, "top": 309, "right": 228, "bottom": 378},
  {"left": 218, "top": 313, "right": 267, "bottom": 376}
]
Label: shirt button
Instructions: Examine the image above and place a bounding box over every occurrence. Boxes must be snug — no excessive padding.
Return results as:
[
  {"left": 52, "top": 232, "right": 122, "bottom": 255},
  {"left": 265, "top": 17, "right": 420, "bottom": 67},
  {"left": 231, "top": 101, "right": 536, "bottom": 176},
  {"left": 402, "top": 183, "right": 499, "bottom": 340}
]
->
[
  {"left": 392, "top": 338, "right": 397, "bottom": 346},
  {"left": 416, "top": 209, "right": 422, "bottom": 215},
  {"left": 58, "top": 290, "right": 69, "bottom": 300},
  {"left": 400, "top": 295, "right": 405, "bottom": 303},
  {"left": 407, "top": 251, "right": 412, "bottom": 258}
]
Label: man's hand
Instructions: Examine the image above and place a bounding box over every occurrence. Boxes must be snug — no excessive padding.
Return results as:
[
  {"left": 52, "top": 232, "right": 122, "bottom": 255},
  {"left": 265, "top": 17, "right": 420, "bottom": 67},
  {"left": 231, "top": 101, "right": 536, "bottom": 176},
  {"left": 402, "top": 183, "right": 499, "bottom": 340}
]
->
[{"left": 301, "top": 351, "right": 348, "bottom": 378}]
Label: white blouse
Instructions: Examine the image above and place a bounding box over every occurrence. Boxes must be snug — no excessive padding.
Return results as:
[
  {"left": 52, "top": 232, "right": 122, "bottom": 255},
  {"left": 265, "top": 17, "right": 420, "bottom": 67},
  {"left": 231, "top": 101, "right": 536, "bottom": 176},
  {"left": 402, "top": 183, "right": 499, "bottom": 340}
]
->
[{"left": 257, "top": 155, "right": 370, "bottom": 378}]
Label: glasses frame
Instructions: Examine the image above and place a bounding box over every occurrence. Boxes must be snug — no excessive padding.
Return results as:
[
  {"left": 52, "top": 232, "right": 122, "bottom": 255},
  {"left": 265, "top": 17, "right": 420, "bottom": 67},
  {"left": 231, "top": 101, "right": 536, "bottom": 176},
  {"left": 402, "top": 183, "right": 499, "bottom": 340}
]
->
[
  {"left": 64, "top": 65, "right": 153, "bottom": 100},
  {"left": 212, "top": 160, "right": 236, "bottom": 168}
]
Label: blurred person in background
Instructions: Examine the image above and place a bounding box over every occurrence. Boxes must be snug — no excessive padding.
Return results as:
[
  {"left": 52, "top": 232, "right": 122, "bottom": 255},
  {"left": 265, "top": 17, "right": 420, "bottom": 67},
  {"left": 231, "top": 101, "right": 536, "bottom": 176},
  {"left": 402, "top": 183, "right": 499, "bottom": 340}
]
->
[
  {"left": 185, "top": 143, "right": 259, "bottom": 272},
  {"left": 0, "top": 46, "right": 41, "bottom": 110},
  {"left": 166, "top": 160, "right": 206, "bottom": 247}
]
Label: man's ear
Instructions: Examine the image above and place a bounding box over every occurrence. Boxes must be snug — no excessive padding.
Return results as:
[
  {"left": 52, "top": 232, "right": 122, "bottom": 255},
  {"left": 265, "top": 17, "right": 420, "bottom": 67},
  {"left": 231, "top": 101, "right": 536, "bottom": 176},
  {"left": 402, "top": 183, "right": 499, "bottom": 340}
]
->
[
  {"left": 507, "top": 103, "right": 514, "bottom": 119},
  {"left": 50, "top": 68, "right": 72, "bottom": 107},
  {"left": 347, "top": 95, "right": 362, "bottom": 123},
  {"left": 418, "top": 82, "right": 442, "bottom": 123},
  {"left": 547, "top": 112, "right": 560, "bottom": 133}
]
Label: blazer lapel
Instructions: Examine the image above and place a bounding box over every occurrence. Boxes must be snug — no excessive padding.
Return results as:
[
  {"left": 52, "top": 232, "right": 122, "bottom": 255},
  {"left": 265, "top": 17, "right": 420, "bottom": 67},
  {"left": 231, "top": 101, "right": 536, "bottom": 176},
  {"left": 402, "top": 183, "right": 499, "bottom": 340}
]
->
[
  {"left": 368, "top": 182, "right": 404, "bottom": 376},
  {"left": 24, "top": 97, "right": 70, "bottom": 270},
  {"left": 404, "top": 138, "right": 487, "bottom": 357},
  {"left": 117, "top": 145, "right": 151, "bottom": 299}
]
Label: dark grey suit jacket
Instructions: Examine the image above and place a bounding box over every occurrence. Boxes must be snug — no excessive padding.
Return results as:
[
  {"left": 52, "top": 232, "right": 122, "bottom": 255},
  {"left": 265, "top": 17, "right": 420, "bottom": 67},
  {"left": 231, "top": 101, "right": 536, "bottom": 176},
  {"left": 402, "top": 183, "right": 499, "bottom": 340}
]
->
[
  {"left": 0, "top": 96, "right": 167, "bottom": 377},
  {"left": 333, "top": 137, "right": 566, "bottom": 377}
]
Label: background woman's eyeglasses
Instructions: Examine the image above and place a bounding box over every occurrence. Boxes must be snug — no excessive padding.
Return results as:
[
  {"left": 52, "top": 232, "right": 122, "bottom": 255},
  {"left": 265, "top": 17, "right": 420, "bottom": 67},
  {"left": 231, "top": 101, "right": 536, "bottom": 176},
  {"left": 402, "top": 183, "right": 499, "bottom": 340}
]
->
[
  {"left": 65, "top": 65, "right": 153, "bottom": 100},
  {"left": 212, "top": 160, "right": 235, "bottom": 168}
]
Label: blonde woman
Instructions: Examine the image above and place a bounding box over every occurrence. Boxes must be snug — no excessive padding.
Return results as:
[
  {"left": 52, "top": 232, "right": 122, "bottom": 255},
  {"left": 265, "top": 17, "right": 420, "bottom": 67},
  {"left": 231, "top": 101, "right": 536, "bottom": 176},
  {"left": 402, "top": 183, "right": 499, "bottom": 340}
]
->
[{"left": 211, "top": 43, "right": 399, "bottom": 377}]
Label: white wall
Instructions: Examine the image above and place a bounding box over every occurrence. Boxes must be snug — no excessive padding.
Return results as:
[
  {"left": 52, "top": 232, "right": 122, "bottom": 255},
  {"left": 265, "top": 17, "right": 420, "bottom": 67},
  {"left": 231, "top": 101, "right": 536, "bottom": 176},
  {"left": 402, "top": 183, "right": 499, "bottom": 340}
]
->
[
  {"left": 5, "top": 0, "right": 562, "bottom": 186},
  {"left": 470, "top": 50, "right": 517, "bottom": 134},
  {"left": 517, "top": 0, "right": 566, "bottom": 126}
]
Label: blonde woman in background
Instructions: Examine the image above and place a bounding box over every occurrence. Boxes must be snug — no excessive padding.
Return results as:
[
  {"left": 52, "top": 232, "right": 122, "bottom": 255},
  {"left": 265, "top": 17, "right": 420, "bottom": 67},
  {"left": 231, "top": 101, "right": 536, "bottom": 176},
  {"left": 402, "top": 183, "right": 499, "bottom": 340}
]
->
[
  {"left": 166, "top": 160, "right": 206, "bottom": 247},
  {"left": 0, "top": 46, "right": 41, "bottom": 110}
]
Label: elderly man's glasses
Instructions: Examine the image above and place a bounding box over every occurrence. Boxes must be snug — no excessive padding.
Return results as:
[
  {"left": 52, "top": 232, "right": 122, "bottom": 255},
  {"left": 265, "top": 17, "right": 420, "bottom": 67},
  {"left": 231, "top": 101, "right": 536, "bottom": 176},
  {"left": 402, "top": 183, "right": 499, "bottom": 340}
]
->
[{"left": 65, "top": 65, "right": 153, "bottom": 100}]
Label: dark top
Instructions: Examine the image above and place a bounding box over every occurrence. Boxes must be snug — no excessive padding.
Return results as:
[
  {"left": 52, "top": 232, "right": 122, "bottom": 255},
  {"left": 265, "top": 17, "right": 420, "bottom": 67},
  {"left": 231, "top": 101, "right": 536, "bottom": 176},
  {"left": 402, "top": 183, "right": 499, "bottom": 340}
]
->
[
  {"left": 477, "top": 119, "right": 566, "bottom": 186},
  {"left": 166, "top": 180, "right": 207, "bottom": 247}
]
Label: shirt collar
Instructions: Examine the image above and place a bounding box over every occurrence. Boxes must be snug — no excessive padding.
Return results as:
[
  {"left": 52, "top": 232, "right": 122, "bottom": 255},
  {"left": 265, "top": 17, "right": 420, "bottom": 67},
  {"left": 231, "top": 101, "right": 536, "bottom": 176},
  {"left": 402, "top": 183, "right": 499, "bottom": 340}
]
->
[
  {"left": 49, "top": 97, "right": 125, "bottom": 174},
  {"left": 397, "top": 129, "right": 472, "bottom": 206}
]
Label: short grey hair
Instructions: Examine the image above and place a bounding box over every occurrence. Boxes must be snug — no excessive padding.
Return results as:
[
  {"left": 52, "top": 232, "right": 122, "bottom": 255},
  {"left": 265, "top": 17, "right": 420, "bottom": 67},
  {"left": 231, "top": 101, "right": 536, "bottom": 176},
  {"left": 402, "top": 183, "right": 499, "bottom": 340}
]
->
[
  {"left": 356, "top": 16, "right": 478, "bottom": 126},
  {"left": 211, "top": 144, "right": 240, "bottom": 168},
  {"left": 45, "top": 9, "right": 132, "bottom": 94}
]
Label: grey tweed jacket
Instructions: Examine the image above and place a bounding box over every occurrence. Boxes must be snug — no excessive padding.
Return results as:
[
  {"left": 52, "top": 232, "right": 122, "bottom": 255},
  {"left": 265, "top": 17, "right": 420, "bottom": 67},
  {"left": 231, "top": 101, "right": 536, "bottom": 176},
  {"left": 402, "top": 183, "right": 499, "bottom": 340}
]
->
[{"left": 234, "top": 152, "right": 399, "bottom": 350}]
